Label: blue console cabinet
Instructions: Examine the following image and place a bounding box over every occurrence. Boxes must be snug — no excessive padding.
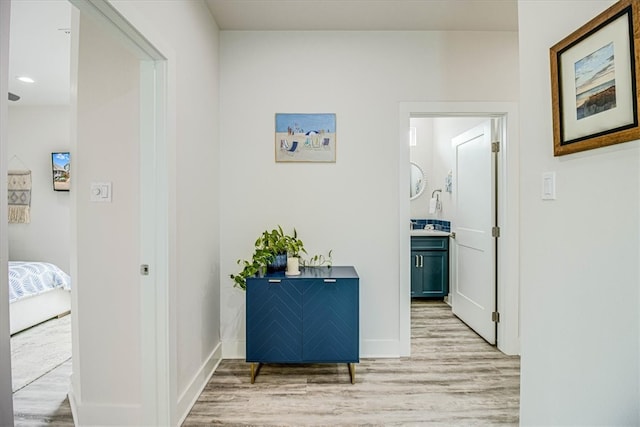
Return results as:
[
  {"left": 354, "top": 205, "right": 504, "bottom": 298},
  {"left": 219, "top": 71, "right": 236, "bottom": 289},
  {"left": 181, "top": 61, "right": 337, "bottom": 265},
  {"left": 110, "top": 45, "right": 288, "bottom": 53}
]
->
[{"left": 246, "top": 266, "right": 359, "bottom": 383}]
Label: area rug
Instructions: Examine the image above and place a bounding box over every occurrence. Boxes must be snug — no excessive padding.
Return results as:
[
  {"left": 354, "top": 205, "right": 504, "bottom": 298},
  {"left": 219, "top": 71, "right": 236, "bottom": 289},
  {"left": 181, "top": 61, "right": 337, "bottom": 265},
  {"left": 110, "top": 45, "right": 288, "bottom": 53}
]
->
[{"left": 10, "top": 314, "right": 71, "bottom": 392}]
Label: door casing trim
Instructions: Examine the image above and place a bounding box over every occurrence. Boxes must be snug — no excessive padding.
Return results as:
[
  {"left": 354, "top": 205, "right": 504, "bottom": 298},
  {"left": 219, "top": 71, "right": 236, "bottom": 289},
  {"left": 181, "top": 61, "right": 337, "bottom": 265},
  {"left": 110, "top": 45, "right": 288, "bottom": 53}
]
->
[{"left": 398, "top": 101, "right": 520, "bottom": 356}]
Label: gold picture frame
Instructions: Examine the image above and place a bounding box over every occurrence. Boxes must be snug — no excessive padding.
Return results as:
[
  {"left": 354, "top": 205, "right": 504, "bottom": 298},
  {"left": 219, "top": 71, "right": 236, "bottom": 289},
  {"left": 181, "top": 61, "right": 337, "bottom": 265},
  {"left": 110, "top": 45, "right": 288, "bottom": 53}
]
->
[{"left": 550, "top": 0, "right": 640, "bottom": 156}]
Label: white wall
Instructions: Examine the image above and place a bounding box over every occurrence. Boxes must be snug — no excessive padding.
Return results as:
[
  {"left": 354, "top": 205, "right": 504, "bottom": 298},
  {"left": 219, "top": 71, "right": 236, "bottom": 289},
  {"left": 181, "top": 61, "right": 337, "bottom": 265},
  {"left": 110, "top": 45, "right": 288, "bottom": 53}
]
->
[
  {"left": 110, "top": 1, "right": 222, "bottom": 421},
  {"left": 220, "top": 30, "right": 519, "bottom": 358},
  {"left": 73, "top": 11, "right": 143, "bottom": 423},
  {"left": 518, "top": 1, "right": 639, "bottom": 424},
  {"left": 410, "top": 116, "right": 486, "bottom": 221},
  {"left": 409, "top": 117, "right": 433, "bottom": 218},
  {"left": 8, "top": 106, "right": 70, "bottom": 272},
  {"left": 71, "top": 1, "right": 221, "bottom": 424}
]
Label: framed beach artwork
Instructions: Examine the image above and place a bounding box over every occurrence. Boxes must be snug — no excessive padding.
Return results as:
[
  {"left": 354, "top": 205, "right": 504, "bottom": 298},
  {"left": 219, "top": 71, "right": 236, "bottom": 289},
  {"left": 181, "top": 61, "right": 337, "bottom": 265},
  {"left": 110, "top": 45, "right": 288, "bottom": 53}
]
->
[
  {"left": 550, "top": 0, "right": 640, "bottom": 156},
  {"left": 275, "top": 113, "right": 336, "bottom": 162},
  {"left": 51, "top": 152, "right": 70, "bottom": 191}
]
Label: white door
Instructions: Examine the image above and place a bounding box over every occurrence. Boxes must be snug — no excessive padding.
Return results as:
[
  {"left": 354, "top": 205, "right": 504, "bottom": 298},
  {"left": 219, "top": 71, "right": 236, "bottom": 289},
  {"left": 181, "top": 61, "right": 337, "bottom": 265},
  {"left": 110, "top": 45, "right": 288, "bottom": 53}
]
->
[{"left": 451, "top": 120, "right": 497, "bottom": 344}]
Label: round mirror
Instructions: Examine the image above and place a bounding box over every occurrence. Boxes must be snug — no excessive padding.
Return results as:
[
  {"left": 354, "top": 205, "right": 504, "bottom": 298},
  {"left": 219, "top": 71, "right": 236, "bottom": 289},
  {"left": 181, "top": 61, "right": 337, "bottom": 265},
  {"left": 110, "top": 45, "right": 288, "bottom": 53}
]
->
[{"left": 410, "top": 162, "right": 426, "bottom": 200}]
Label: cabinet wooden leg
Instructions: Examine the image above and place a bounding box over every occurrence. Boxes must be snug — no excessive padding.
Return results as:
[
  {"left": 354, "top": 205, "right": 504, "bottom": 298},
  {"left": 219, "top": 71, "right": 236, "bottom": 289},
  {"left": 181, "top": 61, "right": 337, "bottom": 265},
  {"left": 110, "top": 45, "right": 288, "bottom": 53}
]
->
[
  {"left": 348, "top": 363, "right": 356, "bottom": 384},
  {"left": 250, "top": 363, "right": 262, "bottom": 384}
]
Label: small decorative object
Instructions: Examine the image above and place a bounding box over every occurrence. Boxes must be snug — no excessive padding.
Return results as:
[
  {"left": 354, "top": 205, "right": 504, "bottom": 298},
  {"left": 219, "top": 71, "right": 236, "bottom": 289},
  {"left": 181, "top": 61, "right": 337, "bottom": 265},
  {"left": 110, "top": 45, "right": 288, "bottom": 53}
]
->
[
  {"left": 275, "top": 113, "right": 336, "bottom": 162},
  {"left": 286, "top": 257, "right": 300, "bottom": 275},
  {"left": 445, "top": 170, "right": 452, "bottom": 193},
  {"left": 8, "top": 170, "right": 31, "bottom": 224},
  {"left": 550, "top": 0, "right": 640, "bottom": 156},
  {"left": 300, "top": 250, "right": 333, "bottom": 268},
  {"left": 51, "top": 152, "right": 70, "bottom": 191}
]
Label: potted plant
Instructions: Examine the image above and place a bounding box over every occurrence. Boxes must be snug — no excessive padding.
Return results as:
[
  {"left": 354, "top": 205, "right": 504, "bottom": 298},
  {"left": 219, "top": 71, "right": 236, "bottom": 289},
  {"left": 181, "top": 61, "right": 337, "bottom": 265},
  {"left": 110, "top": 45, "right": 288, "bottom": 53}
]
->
[{"left": 230, "top": 226, "right": 307, "bottom": 290}]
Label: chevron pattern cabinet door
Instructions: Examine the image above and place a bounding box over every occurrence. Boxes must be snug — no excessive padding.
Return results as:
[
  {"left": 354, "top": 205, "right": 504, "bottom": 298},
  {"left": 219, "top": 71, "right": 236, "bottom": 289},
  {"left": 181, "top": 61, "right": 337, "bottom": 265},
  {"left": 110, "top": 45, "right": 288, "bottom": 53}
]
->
[
  {"left": 246, "top": 279, "right": 303, "bottom": 362},
  {"left": 302, "top": 279, "right": 359, "bottom": 363}
]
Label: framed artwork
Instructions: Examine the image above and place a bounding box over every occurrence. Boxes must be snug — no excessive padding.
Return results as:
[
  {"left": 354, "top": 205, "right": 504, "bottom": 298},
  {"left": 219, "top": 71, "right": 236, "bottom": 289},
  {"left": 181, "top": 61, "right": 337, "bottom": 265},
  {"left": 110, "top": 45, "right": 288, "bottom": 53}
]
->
[
  {"left": 275, "top": 113, "right": 336, "bottom": 162},
  {"left": 550, "top": 0, "right": 640, "bottom": 156},
  {"left": 51, "top": 152, "right": 70, "bottom": 191}
]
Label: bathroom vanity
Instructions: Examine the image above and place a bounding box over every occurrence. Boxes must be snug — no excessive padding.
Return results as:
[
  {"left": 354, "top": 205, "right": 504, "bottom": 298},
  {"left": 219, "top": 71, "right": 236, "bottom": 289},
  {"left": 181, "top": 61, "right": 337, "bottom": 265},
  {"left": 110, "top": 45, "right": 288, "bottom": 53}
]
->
[
  {"left": 245, "top": 266, "right": 359, "bottom": 384},
  {"left": 411, "top": 231, "right": 449, "bottom": 298}
]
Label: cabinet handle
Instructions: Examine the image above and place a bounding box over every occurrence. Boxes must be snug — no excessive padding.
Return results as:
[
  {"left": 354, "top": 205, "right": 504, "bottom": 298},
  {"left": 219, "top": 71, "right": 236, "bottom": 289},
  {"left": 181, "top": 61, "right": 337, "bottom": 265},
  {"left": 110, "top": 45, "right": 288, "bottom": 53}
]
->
[
  {"left": 415, "top": 255, "right": 419, "bottom": 267},
  {"left": 323, "top": 279, "right": 336, "bottom": 283},
  {"left": 420, "top": 255, "right": 424, "bottom": 268},
  {"left": 268, "top": 279, "right": 281, "bottom": 283}
]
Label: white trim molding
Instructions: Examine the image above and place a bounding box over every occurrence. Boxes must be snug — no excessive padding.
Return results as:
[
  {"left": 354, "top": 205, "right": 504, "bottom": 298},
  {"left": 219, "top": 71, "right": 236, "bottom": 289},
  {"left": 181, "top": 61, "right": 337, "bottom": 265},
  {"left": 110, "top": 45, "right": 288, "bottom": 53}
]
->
[{"left": 399, "top": 101, "right": 520, "bottom": 356}]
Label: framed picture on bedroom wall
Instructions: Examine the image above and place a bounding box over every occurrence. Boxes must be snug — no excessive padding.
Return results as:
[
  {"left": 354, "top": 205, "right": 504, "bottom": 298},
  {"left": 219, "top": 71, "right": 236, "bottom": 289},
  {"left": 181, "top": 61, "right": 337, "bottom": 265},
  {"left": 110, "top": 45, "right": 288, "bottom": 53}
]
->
[
  {"left": 550, "top": 0, "right": 640, "bottom": 156},
  {"left": 51, "top": 152, "right": 70, "bottom": 191}
]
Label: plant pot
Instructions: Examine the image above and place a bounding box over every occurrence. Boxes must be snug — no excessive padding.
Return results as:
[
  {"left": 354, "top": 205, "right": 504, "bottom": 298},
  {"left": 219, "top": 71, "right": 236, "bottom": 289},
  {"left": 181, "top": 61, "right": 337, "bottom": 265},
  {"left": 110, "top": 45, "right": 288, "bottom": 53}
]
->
[{"left": 267, "top": 253, "right": 287, "bottom": 273}]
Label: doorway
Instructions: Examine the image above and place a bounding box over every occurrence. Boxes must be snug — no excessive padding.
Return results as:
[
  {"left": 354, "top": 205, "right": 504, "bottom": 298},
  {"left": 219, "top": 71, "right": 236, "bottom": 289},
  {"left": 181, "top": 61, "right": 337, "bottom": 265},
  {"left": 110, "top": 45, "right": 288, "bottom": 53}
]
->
[
  {"left": 0, "top": 0, "right": 172, "bottom": 424},
  {"left": 411, "top": 116, "right": 499, "bottom": 343},
  {"left": 399, "top": 102, "right": 520, "bottom": 357},
  {"left": 6, "top": 0, "right": 73, "bottom": 417}
]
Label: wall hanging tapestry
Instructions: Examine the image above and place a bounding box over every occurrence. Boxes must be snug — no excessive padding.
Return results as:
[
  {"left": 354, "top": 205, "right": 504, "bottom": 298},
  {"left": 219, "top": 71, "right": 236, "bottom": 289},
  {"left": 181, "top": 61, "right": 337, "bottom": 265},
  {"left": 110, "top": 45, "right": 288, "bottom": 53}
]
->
[{"left": 8, "top": 170, "right": 32, "bottom": 224}]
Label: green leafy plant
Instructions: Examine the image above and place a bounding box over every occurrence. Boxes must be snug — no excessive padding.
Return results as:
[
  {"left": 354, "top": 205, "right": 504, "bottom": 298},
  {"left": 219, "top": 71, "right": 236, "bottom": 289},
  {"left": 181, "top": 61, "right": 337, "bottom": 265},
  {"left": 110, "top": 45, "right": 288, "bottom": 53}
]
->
[{"left": 230, "top": 226, "right": 307, "bottom": 290}]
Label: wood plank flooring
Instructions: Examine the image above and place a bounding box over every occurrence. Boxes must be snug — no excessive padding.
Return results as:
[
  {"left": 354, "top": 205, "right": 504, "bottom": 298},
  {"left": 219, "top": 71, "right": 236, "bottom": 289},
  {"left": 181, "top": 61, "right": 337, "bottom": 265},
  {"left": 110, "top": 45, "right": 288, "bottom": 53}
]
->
[
  {"left": 10, "top": 315, "right": 74, "bottom": 427},
  {"left": 11, "top": 300, "right": 520, "bottom": 426},
  {"left": 182, "top": 300, "right": 520, "bottom": 426},
  {"left": 12, "top": 360, "right": 74, "bottom": 427}
]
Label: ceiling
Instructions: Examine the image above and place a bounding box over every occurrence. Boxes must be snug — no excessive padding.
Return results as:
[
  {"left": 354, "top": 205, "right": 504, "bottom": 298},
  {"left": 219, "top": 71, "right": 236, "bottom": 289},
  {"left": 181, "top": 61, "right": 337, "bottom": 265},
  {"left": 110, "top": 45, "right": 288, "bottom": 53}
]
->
[
  {"left": 8, "top": 0, "right": 71, "bottom": 106},
  {"left": 205, "top": 0, "right": 518, "bottom": 31},
  {"left": 7, "top": 0, "right": 518, "bottom": 106}
]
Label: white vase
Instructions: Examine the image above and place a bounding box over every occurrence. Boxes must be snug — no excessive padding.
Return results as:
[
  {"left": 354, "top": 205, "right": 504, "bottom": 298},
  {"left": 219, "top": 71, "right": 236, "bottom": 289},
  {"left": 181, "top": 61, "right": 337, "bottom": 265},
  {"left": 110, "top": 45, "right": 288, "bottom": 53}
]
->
[{"left": 286, "top": 257, "right": 300, "bottom": 275}]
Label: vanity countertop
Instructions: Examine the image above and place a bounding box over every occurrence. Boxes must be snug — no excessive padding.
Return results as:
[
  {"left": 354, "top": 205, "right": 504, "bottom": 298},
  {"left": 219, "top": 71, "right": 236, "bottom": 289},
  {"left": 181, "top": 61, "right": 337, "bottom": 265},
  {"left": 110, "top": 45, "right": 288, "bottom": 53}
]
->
[{"left": 410, "top": 229, "right": 451, "bottom": 237}]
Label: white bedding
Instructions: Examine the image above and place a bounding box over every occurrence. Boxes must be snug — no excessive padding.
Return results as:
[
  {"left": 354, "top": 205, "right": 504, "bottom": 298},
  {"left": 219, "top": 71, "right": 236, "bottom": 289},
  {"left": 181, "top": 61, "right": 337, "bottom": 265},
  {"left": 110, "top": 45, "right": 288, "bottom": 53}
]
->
[
  {"left": 9, "top": 261, "right": 71, "bottom": 304},
  {"left": 9, "top": 261, "right": 72, "bottom": 335}
]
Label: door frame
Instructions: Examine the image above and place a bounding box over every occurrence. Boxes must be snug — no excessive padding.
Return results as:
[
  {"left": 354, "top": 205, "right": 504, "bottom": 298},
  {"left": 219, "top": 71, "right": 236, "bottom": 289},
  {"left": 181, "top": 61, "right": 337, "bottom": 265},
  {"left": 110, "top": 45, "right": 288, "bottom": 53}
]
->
[
  {"left": 0, "top": 0, "right": 174, "bottom": 423},
  {"left": 0, "top": 0, "right": 15, "bottom": 424},
  {"left": 67, "top": 1, "right": 174, "bottom": 425},
  {"left": 398, "top": 101, "right": 520, "bottom": 356}
]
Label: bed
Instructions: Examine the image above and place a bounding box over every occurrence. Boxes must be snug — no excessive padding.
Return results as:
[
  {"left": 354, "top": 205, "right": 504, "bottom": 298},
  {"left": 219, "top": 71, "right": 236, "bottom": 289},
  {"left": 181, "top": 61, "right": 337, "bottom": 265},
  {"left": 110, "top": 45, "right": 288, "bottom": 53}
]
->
[{"left": 9, "top": 261, "right": 71, "bottom": 335}]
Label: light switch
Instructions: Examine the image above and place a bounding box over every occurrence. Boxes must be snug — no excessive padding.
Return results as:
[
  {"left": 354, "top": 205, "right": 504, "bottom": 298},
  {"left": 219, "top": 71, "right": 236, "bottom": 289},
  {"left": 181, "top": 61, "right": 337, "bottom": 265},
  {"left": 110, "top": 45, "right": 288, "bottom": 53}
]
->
[
  {"left": 90, "top": 182, "right": 112, "bottom": 202},
  {"left": 542, "top": 172, "right": 556, "bottom": 200}
]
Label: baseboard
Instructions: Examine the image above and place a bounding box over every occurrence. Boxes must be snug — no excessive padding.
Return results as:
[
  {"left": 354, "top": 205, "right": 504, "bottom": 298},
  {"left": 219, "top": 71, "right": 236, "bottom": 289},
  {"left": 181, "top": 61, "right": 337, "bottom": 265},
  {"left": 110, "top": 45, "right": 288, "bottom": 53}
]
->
[
  {"left": 222, "top": 339, "right": 245, "bottom": 359},
  {"left": 67, "top": 392, "right": 142, "bottom": 425},
  {"left": 176, "top": 342, "right": 223, "bottom": 426},
  {"left": 67, "top": 386, "right": 79, "bottom": 426},
  {"left": 360, "top": 339, "right": 401, "bottom": 358},
  {"left": 222, "top": 339, "right": 401, "bottom": 359}
]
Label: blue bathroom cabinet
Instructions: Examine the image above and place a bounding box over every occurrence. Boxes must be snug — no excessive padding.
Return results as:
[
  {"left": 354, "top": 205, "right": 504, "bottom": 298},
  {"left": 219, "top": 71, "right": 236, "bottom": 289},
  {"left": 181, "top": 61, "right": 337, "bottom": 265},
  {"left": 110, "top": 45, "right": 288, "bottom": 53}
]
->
[
  {"left": 246, "top": 266, "right": 359, "bottom": 383},
  {"left": 411, "top": 236, "right": 449, "bottom": 298}
]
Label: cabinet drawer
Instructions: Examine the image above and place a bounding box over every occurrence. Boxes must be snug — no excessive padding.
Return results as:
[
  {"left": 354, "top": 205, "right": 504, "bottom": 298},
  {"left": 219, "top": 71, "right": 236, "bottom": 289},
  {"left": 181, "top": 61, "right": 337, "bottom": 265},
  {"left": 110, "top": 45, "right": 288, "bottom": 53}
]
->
[{"left": 411, "top": 236, "right": 449, "bottom": 250}]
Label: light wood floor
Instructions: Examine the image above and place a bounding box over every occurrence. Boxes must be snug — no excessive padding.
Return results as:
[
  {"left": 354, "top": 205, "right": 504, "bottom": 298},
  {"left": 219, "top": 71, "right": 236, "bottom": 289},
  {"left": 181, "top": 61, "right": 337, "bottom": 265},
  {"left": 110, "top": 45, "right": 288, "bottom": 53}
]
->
[
  {"left": 182, "top": 300, "right": 520, "bottom": 426},
  {"left": 12, "top": 359, "right": 74, "bottom": 427},
  {"left": 12, "top": 300, "right": 520, "bottom": 426}
]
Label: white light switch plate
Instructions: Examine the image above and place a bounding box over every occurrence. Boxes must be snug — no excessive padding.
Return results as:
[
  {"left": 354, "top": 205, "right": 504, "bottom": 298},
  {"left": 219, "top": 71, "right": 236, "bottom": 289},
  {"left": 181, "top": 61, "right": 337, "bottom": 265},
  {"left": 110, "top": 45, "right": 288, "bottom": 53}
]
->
[
  {"left": 542, "top": 172, "right": 556, "bottom": 200},
  {"left": 90, "top": 182, "right": 112, "bottom": 202}
]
